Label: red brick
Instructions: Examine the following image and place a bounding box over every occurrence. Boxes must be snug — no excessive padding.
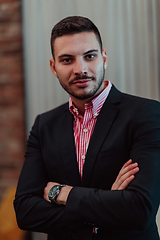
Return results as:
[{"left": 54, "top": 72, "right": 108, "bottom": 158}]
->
[
  {"left": 0, "top": 0, "right": 25, "bottom": 203},
  {"left": 0, "top": 0, "right": 20, "bottom": 4},
  {"left": 0, "top": 54, "right": 23, "bottom": 77},
  {"left": 0, "top": 83, "right": 24, "bottom": 105},
  {"left": 0, "top": 1, "right": 22, "bottom": 23},
  {"left": 0, "top": 26, "right": 22, "bottom": 39}
]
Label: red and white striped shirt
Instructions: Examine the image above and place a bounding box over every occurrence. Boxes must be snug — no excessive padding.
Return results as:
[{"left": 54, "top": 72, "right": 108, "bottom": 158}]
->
[{"left": 69, "top": 81, "right": 112, "bottom": 178}]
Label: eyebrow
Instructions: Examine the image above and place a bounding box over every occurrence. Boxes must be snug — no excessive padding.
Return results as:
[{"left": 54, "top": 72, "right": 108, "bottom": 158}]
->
[
  {"left": 83, "top": 49, "right": 98, "bottom": 55},
  {"left": 58, "top": 54, "right": 73, "bottom": 60},
  {"left": 58, "top": 49, "right": 98, "bottom": 59}
]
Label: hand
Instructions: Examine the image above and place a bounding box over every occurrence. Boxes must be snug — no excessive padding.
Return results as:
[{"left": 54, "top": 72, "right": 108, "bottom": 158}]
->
[
  {"left": 111, "top": 159, "right": 139, "bottom": 190},
  {"left": 56, "top": 185, "right": 73, "bottom": 205},
  {"left": 43, "top": 182, "right": 73, "bottom": 205}
]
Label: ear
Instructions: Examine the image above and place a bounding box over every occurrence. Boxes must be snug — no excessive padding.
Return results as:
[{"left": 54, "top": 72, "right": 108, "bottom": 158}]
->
[
  {"left": 102, "top": 49, "right": 108, "bottom": 69},
  {"left": 50, "top": 58, "right": 58, "bottom": 77}
]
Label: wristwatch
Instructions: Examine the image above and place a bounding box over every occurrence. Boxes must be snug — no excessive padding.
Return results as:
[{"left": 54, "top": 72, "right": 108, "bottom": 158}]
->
[{"left": 48, "top": 184, "right": 66, "bottom": 204}]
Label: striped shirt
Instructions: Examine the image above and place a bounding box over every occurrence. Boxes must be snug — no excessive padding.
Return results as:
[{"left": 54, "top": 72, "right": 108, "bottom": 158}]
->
[{"left": 69, "top": 81, "right": 112, "bottom": 178}]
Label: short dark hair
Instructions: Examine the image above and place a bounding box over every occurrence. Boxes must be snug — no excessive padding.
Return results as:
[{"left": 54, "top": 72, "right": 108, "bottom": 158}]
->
[{"left": 50, "top": 16, "right": 103, "bottom": 58}]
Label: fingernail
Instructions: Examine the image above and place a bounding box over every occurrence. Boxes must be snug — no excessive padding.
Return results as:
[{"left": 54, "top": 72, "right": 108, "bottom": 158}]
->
[{"left": 133, "top": 162, "right": 138, "bottom": 166}]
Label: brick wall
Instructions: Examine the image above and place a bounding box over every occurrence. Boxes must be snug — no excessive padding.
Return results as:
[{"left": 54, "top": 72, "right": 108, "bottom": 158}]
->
[{"left": 0, "top": 0, "right": 26, "bottom": 201}]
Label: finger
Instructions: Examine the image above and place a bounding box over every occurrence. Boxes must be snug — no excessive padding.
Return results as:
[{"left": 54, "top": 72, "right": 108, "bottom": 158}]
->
[
  {"left": 116, "top": 160, "right": 134, "bottom": 180},
  {"left": 112, "top": 166, "right": 139, "bottom": 190},
  {"left": 111, "top": 160, "right": 139, "bottom": 190},
  {"left": 116, "top": 162, "right": 138, "bottom": 181},
  {"left": 117, "top": 167, "right": 139, "bottom": 190},
  {"left": 121, "top": 159, "right": 132, "bottom": 170},
  {"left": 118, "top": 175, "right": 135, "bottom": 190},
  {"left": 118, "top": 166, "right": 139, "bottom": 183}
]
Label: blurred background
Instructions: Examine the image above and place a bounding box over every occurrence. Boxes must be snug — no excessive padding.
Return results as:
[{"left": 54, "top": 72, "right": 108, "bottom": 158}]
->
[{"left": 0, "top": 0, "right": 159, "bottom": 240}]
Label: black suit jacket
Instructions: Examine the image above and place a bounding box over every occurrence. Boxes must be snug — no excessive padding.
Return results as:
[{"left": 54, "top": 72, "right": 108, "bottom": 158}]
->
[{"left": 14, "top": 85, "right": 160, "bottom": 240}]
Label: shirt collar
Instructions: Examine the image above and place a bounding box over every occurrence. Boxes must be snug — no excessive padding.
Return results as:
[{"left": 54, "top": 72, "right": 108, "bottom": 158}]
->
[{"left": 69, "top": 81, "right": 112, "bottom": 118}]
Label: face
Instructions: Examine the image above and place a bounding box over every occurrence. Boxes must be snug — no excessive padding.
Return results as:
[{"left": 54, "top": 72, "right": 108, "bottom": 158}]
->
[{"left": 50, "top": 32, "right": 108, "bottom": 103}]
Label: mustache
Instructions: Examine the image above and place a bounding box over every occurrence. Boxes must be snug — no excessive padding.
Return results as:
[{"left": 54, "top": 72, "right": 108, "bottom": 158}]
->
[{"left": 71, "top": 74, "right": 95, "bottom": 83}]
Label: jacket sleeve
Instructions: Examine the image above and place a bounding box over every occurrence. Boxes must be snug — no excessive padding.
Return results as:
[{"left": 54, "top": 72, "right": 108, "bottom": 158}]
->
[
  {"left": 14, "top": 115, "right": 69, "bottom": 236},
  {"left": 65, "top": 100, "right": 160, "bottom": 230}
]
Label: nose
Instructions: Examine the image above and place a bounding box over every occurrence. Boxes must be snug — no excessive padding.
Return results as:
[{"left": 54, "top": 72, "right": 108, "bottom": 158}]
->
[{"left": 73, "top": 58, "right": 88, "bottom": 75}]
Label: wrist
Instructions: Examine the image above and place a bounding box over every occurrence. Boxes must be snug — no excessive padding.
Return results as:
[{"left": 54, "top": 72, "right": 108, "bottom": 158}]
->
[{"left": 56, "top": 185, "right": 73, "bottom": 205}]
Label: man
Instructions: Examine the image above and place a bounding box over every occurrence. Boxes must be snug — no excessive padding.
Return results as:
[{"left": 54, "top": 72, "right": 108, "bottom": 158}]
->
[{"left": 14, "top": 16, "right": 160, "bottom": 240}]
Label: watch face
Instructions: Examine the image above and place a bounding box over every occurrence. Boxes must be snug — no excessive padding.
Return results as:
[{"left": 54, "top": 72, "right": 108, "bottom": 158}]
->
[{"left": 48, "top": 185, "right": 61, "bottom": 202}]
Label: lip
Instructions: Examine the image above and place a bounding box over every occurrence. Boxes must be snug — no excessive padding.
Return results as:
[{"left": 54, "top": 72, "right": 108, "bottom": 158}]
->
[{"left": 73, "top": 79, "right": 91, "bottom": 87}]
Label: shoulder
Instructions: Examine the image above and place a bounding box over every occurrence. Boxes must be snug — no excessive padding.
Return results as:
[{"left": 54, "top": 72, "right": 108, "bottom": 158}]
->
[
  {"left": 110, "top": 85, "right": 160, "bottom": 111},
  {"left": 34, "top": 102, "right": 70, "bottom": 127},
  {"left": 41, "top": 102, "right": 69, "bottom": 118}
]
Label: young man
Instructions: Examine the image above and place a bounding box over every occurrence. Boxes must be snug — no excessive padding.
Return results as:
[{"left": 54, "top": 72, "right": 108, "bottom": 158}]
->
[{"left": 14, "top": 16, "right": 160, "bottom": 240}]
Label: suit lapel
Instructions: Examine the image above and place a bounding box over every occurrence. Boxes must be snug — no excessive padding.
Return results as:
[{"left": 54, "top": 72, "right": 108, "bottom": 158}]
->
[
  {"left": 82, "top": 86, "right": 121, "bottom": 186},
  {"left": 60, "top": 109, "right": 81, "bottom": 186}
]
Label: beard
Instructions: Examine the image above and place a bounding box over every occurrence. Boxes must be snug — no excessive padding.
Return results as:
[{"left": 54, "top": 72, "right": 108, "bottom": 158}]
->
[{"left": 58, "top": 65, "right": 105, "bottom": 100}]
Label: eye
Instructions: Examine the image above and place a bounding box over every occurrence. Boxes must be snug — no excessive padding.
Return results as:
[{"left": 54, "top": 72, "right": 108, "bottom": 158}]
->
[
  {"left": 61, "top": 58, "right": 72, "bottom": 64},
  {"left": 85, "top": 54, "right": 96, "bottom": 60}
]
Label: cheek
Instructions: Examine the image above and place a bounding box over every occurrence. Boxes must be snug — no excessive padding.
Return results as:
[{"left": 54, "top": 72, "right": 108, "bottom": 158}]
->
[
  {"left": 93, "top": 62, "right": 104, "bottom": 76},
  {"left": 90, "top": 59, "right": 103, "bottom": 72},
  {"left": 56, "top": 66, "right": 72, "bottom": 81}
]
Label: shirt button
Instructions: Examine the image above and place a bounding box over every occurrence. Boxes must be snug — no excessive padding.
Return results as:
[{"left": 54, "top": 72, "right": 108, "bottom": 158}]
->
[
  {"left": 83, "top": 128, "right": 88, "bottom": 133},
  {"left": 73, "top": 109, "right": 76, "bottom": 112},
  {"left": 82, "top": 155, "right": 85, "bottom": 160}
]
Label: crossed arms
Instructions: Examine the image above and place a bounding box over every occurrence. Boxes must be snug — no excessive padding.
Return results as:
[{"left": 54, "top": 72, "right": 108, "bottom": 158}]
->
[
  {"left": 14, "top": 99, "right": 160, "bottom": 235},
  {"left": 43, "top": 159, "right": 139, "bottom": 205}
]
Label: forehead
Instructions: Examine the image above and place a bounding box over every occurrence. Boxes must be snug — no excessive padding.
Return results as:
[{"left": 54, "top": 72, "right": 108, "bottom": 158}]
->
[{"left": 53, "top": 32, "right": 101, "bottom": 57}]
